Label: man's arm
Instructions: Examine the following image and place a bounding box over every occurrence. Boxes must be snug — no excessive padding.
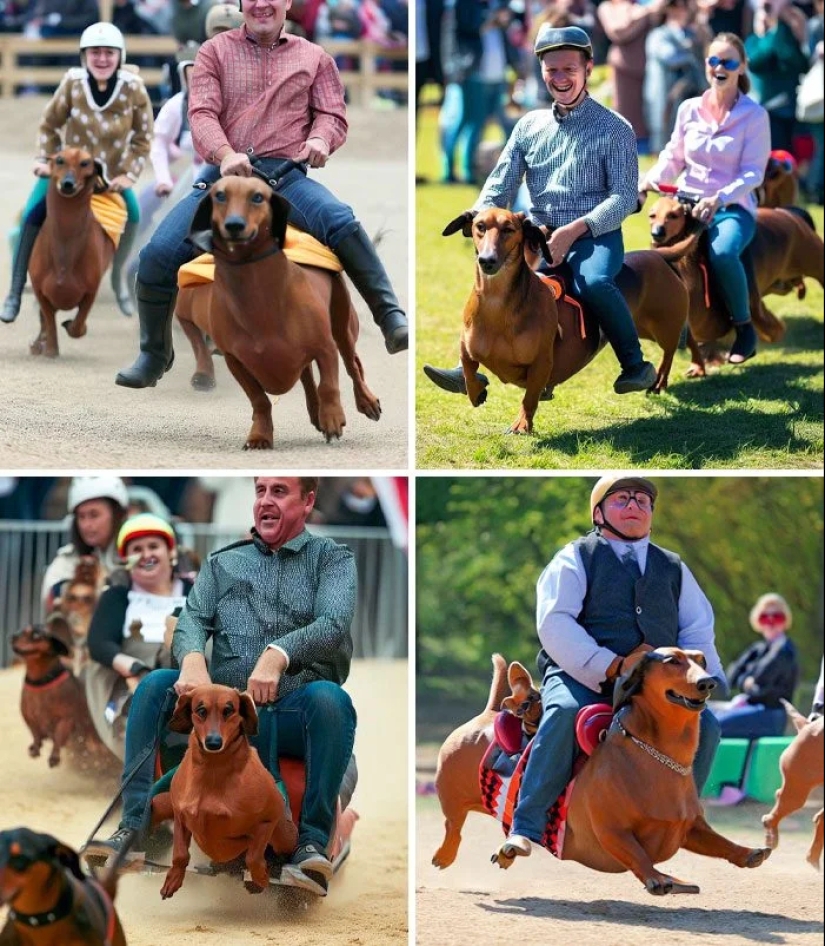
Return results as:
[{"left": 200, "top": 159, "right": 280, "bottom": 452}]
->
[
  {"left": 300, "top": 52, "right": 348, "bottom": 162},
  {"left": 581, "top": 117, "right": 639, "bottom": 238},
  {"left": 473, "top": 117, "right": 529, "bottom": 213},
  {"left": 172, "top": 556, "right": 218, "bottom": 692},
  {"left": 675, "top": 562, "right": 728, "bottom": 695},
  {"left": 188, "top": 41, "right": 236, "bottom": 167}
]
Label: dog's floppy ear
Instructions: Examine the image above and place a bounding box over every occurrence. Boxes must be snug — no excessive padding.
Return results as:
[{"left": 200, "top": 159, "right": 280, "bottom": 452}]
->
[
  {"left": 613, "top": 651, "right": 659, "bottom": 712},
  {"left": 188, "top": 191, "right": 214, "bottom": 253},
  {"left": 90, "top": 159, "right": 109, "bottom": 195},
  {"left": 268, "top": 190, "right": 290, "bottom": 250},
  {"left": 52, "top": 840, "right": 85, "bottom": 880},
  {"left": 168, "top": 693, "right": 194, "bottom": 734},
  {"left": 522, "top": 218, "right": 552, "bottom": 265},
  {"left": 237, "top": 691, "right": 259, "bottom": 736},
  {"left": 508, "top": 661, "right": 535, "bottom": 694},
  {"left": 442, "top": 210, "right": 476, "bottom": 238}
]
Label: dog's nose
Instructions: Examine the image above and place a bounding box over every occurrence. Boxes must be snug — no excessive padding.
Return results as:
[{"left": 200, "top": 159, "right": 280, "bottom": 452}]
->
[
  {"left": 477, "top": 255, "right": 498, "bottom": 275},
  {"left": 59, "top": 175, "right": 76, "bottom": 194},
  {"left": 695, "top": 675, "right": 717, "bottom": 694},
  {"left": 204, "top": 732, "right": 223, "bottom": 751},
  {"left": 223, "top": 215, "right": 247, "bottom": 237}
]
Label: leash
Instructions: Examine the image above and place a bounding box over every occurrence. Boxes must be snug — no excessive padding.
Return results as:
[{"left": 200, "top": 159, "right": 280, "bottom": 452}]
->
[{"left": 612, "top": 711, "right": 692, "bottom": 776}]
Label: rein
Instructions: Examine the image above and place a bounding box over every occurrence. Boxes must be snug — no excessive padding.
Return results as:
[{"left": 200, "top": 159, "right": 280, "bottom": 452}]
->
[{"left": 612, "top": 711, "right": 692, "bottom": 776}]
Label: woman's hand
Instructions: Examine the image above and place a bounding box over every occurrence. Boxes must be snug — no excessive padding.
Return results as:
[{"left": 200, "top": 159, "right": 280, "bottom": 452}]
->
[
  {"left": 108, "top": 174, "right": 133, "bottom": 193},
  {"left": 692, "top": 195, "right": 721, "bottom": 223},
  {"left": 33, "top": 159, "right": 51, "bottom": 178},
  {"left": 155, "top": 181, "right": 173, "bottom": 197}
]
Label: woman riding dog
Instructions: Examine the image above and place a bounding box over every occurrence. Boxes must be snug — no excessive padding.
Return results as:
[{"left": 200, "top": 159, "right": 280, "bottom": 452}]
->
[{"left": 0, "top": 21, "right": 153, "bottom": 323}]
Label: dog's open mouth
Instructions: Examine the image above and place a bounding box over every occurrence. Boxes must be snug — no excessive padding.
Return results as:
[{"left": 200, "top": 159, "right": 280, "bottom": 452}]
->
[{"left": 666, "top": 689, "right": 707, "bottom": 711}]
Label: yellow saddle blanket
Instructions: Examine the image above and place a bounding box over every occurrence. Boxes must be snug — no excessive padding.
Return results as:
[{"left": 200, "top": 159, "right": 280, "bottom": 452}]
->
[
  {"left": 177, "top": 226, "right": 343, "bottom": 289},
  {"left": 90, "top": 193, "right": 127, "bottom": 247}
]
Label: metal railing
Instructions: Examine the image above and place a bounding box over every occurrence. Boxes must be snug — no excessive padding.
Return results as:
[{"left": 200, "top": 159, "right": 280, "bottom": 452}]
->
[{"left": 0, "top": 520, "right": 407, "bottom": 667}]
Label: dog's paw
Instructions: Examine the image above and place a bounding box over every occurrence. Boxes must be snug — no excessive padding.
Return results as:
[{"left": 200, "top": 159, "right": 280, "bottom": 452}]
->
[
  {"left": 471, "top": 388, "right": 488, "bottom": 407},
  {"left": 745, "top": 847, "right": 772, "bottom": 868}
]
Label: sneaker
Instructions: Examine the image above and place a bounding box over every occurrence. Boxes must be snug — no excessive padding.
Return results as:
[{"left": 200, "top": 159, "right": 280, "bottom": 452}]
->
[
  {"left": 727, "top": 322, "right": 757, "bottom": 364},
  {"left": 491, "top": 833, "right": 532, "bottom": 869},
  {"left": 613, "top": 360, "right": 657, "bottom": 394},
  {"left": 422, "top": 364, "right": 489, "bottom": 396},
  {"left": 290, "top": 842, "right": 333, "bottom": 882},
  {"left": 82, "top": 827, "right": 144, "bottom": 871}
]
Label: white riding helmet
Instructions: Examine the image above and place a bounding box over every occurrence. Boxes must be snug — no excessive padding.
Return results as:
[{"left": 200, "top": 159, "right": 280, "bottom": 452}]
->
[
  {"left": 68, "top": 475, "right": 129, "bottom": 514},
  {"left": 79, "top": 22, "right": 126, "bottom": 58}
]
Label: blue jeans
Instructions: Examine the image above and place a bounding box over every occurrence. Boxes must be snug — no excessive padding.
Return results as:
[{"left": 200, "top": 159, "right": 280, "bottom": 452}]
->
[
  {"left": 119, "top": 669, "right": 357, "bottom": 851},
  {"left": 136, "top": 160, "right": 360, "bottom": 290},
  {"left": 511, "top": 669, "right": 721, "bottom": 842},
  {"left": 566, "top": 229, "right": 644, "bottom": 370},
  {"left": 711, "top": 701, "right": 787, "bottom": 739},
  {"left": 707, "top": 206, "right": 756, "bottom": 326},
  {"left": 23, "top": 178, "right": 140, "bottom": 225}
]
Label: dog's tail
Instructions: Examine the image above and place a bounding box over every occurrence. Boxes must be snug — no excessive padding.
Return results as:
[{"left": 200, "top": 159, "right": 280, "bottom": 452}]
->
[
  {"left": 780, "top": 698, "right": 810, "bottom": 733},
  {"left": 486, "top": 653, "right": 510, "bottom": 713}
]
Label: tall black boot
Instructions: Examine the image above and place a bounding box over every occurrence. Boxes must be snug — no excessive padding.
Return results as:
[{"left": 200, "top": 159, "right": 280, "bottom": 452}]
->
[
  {"left": 114, "top": 280, "right": 176, "bottom": 388},
  {"left": 334, "top": 225, "right": 408, "bottom": 354},
  {"left": 1, "top": 220, "right": 42, "bottom": 323},
  {"left": 111, "top": 219, "right": 140, "bottom": 317}
]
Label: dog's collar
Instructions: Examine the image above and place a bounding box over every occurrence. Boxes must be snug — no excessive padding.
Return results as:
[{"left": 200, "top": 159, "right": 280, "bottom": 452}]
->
[
  {"left": 24, "top": 665, "right": 70, "bottom": 689},
  {"left": 8, "top": 877, "right": 74, "bottom": 927},
  {"left": 212, "top": 242, "right": 282, "bottom": 267},
  {"left": 613, "top": 712, "right": 692, "bottom": 776}
]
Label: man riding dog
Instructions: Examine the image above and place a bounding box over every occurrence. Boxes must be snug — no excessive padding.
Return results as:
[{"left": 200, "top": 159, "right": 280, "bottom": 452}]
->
[
  {"left": 424, "top": 25, "right": 658, "bottom": 399},
  {"left": 493, "top": 475, "right": 726, "bottom": 868}
]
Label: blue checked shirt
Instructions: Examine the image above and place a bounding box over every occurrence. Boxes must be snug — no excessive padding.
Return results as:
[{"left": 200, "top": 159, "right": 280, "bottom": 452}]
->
[
  {"left": 173, "top": 528, "right": 356, "bottom": 696},
  {"left": 473, "top": 96, "right": 640, "bottom": 238}
]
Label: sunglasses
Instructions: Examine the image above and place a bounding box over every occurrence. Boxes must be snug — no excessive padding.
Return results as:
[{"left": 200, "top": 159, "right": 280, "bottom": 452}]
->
[
  {"left": 707, "top": 56, "right": 741, "bottom": 70},
  {"left": 757, "top": 611, "right": 786, "bottom": 625},
  {"left": 605, "top": 491, "right": 654, "bottom": 511},
  {"left": 66, "top": 593, "right": 95, "bottom": 605}
]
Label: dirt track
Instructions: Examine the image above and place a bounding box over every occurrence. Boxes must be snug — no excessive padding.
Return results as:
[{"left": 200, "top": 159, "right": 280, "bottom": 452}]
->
[
  {"left": 0, "top": 660, "right": 408, "bottom": 945},
  {"left": 0, "top": 97, "right": 408, "bottom": 468},
  {"left": 416, "top": 796, "right": 824, "bottom": 946}
]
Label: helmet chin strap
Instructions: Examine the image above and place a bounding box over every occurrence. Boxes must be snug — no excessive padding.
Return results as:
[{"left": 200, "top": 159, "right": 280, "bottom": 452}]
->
[
  {"left": 551, "top": 84, "right": 588, "bottom": 117},
  {"left": 594, "top": 505, "right": 648, "bottom": 543}
]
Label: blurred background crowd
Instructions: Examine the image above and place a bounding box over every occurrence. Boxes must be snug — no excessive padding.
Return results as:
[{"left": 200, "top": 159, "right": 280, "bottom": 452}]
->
[{"left": 416, "top": 0, "right": 823, "bottom": 204}]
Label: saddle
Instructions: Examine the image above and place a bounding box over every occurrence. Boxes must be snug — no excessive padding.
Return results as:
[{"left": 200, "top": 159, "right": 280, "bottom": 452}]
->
[
  {"left": 90, "top": 192, "right": 127, "bottom": 246},
  {"left": 480, "top": 704, "right": 613, "bottom": 858}
]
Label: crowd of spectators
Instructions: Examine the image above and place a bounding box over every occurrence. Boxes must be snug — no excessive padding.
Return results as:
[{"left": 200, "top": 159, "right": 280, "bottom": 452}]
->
[{"left": 418, "top": 0, "right": 823, "bottom": 203}]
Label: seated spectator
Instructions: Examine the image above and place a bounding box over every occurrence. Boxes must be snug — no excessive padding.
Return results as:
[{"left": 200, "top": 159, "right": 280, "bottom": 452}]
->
[
  {"left": 710, "top": 592, "right": 800, "bottom": 738},
  {"left": 172, "top": 0, "right": 218, "bottom": 44},
  {"left": 25, "top": 0, "right": 99, "bottom": 37},
  {"left": 112, "top": 0, "right": 159, "bottom": 34},
  {"left": 85, "top": 513, "right": 195, "bottom": 760}
]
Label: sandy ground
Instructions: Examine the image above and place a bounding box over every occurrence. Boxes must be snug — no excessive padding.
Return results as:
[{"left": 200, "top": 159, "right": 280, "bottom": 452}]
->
[
  {"left": 416, "top": 792, "right": 824, "bottom": 946},
  {"left": 0, "top": 97, "right": 409, "bottom": 468},
  {"left": 0, "top": 659, "right": 408, "bottom": 945}
]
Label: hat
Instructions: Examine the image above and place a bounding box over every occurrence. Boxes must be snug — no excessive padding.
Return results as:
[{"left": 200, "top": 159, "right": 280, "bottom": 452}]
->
[
  {"left": 117, "top": 513, "right": 177, "bottom": 558},
  {"left": 590, "top": 476, "right": 657, "bottom": 520},
  {"left": 205, "top": 3, "right": 245, "bottom": 37},
  {"left": 68, "top": 475, "right": 129, "bottom": 514},
  {"left": 534, "top": 24, "right": 593, "bottom": 60},
  {"left": 79, "top": 21, "right": 125, "bottom": 57}
]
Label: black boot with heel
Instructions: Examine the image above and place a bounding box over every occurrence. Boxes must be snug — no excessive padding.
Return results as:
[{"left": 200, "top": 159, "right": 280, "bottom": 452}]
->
[{"left": 114, "top": 280, "right": 176, "bottom": 388}]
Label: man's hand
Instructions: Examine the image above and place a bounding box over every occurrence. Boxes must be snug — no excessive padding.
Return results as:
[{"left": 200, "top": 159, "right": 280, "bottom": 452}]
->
[
  {"left": 295, "top": 136, "right": 330, "bottom": 169},
  {"left": 175, "top": 652, "right": 211, "bottom": 695},
  {"left": 247, "top": 647, "right": 287, "bottom": 705},
  {"left": 547, "top": 222, "right": 584, "bottom": 267},
  {"left": 219, "top": 151, "right": 253, "bottom": 177},
  {"left": 109, "top": 174, "right": 133, "bottom": 194}
]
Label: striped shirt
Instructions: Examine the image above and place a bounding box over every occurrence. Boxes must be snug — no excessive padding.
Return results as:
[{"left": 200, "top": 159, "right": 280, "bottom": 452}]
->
[
  {"left": 473, "top": 95, "right": 639, "bottom": 238},
  {"left": 173, "top": 528, "right": 356, "bottom": 696},
  {"left": 641, "top": 91, "right": 770, "bottom": 217},
  {"left": 189, "top": 26, "right": 349, "bottom": 165}
]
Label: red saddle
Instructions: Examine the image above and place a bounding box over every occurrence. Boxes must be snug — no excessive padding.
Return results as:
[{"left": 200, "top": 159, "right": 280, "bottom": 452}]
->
[{"left": 493, "top": 702, "right": 614, "bottom": 758}]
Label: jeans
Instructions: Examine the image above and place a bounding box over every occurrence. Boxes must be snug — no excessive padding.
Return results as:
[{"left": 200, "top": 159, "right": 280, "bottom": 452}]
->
[
  {"left": 119, "top": 669, "right": 357, "bottom": 851},
  {"left": 707, "top": 206, "right": 757, "bottom": 325},
  {"left": 712, "top": 701, "right": 788, "bottom": 739},
  {"left": 511, "top": 668, "right": 721, "bottom": 842},
  {"left": 565, "top": 229, "right": 644, "bottom": 370},
  {"left": 136, "top": 160, "right": 360, "bottom": 290},
  {"left": 22, "top": 178, "right": 140, "bottom": 225}
]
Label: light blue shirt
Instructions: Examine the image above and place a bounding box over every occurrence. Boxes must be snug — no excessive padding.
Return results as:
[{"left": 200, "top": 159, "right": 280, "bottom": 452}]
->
[{"left": 536, "top": 533, "right": 725, "bottom": 693}]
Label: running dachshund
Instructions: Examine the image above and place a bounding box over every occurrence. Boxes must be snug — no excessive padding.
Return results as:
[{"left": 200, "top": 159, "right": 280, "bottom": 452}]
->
[
  {"left": 0, "top": 826, "right": 126, "bottom": 945},
  {"left": 761, "top": 700, "right": 824, "bottom": 870},
  {"left": 434, "top": 648, "right": 771, "bottom": 894},
  {"left": 176, "top": 175, "right": 381, "bottom": 449},
  {"left": 158, "top": 684, "right": 298, "bottom": 899}
]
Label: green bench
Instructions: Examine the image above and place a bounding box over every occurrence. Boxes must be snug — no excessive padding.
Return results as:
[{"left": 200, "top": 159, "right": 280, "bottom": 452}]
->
[{"left": 701, "top": 736, "right": 793, "bottom": 803}]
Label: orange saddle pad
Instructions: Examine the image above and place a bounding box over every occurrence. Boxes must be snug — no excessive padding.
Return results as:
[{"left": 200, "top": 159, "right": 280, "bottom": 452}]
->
[
  {"left": 177, "top": 226, "right": 343, "bottom": 288},
  {"left": 90, "top": 193, "right": 127, "bottom": 247}
]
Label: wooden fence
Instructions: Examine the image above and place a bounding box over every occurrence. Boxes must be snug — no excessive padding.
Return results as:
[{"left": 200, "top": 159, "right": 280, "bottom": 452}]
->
[{"left": 0, "top": 35, "right": 408, "bottom": 106}]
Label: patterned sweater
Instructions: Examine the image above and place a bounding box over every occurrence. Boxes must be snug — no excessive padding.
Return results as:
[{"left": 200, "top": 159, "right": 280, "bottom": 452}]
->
[{"left": 37, "top": 67, "right": 153, "bottom": 182}]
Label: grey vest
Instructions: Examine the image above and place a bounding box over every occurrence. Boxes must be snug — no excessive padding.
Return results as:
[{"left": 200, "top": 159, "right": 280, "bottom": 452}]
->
[{"left": 537, "top": 531, "right": 682, "bottom": 678}]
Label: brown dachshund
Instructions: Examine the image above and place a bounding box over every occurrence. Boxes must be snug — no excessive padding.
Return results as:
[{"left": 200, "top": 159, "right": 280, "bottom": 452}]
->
[
  {"left": 28, "top": 148, "right": 114, "bottom": 359},
  {"left": 11, "top": 617, "right": 100, "bottom": 768},
  {"left": 761, "top": 700, "right": 824, "bottom": 870},
  {"left": 0, "top": 826, "right": 126, "bottom": 946},
  {"left": 434, "top": 648, "right": 771, "bottom": 894},
  {"left": 175, "top": 176, "right": 381, "bottom": 449},
  {"left": 443, "top": 209, "right": 690, "bottom": 430},
  {"left": 158, "top": 684, "right": 298, "bottom": 899},
  {"left": 648, "top": 197, "right": 824, "bottom": 375},
  {"left": 56, "top": 557, "right": 100, "bottom": 676}
]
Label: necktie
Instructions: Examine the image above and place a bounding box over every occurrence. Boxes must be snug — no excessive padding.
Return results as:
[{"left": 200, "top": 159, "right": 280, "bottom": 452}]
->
[{"left": 622, "top": 546, "right": 642, "bottom": 581}]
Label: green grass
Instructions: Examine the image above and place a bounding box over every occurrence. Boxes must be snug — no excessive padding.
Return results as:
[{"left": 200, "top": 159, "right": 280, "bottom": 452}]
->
[{"left": 414, "top": 105, "right": 824, "bottom": 470}]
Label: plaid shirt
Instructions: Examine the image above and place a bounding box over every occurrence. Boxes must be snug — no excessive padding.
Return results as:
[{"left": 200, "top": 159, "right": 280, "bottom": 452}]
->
[
  {"left": 173, "top": 528, "right": 356, "bottom": 697},
  {"left": 473, "top": 96, "right": 639, "bottom": 238},
  {"left": 189, "top": 26, "right": 348, "bottom": 165}
]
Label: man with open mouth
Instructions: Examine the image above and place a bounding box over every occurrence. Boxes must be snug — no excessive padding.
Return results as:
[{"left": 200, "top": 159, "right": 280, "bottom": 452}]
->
[{"left": 491, "top": 474, "right": 727, "bottom": 869}]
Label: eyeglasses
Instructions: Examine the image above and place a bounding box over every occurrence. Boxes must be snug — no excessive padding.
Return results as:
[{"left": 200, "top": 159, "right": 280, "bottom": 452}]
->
[
  {"left": 605, "top": 491, "right": 653, "bottom": 511},
  {"left": 757, "top": 611, "right": 786, "bottom": 625},
  {"left": 707, "top": 56, "right": 741, "bottom": 70},
  {"left": 65, "top": 593, "right": 95, "bottom": 605}
]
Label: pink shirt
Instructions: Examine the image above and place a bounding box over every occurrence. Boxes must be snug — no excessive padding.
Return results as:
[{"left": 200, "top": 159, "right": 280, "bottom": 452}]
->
[
  {"left": 642, "top": 90, "right": 770, "bottom": 215},
  {"left": 189, "top": 26, "right": 348, "bottom": 165}
]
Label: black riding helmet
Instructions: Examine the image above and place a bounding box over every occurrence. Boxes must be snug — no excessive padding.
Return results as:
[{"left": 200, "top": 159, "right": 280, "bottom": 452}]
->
[{"left": 534, "top": 25, "right": 594, "bottom": 61}]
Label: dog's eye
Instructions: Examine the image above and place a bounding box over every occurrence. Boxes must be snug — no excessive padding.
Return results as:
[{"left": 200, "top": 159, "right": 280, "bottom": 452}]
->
[
  {"left": 55, "top": 156, "right": 64, "bottom": 166},
  {"left": 214, "top": 191, "right": 227, "bottom": 203},
  {"left": 251, "top": 193, "right": 265, "bottom": 204},
  {"left": 7, "top": 853, "right": 30, "bottom": 871},
  {"left": 80, "top": 160, "right": 91, "bottom": 168},
  {"left": 194, "top": 705, "right": 208, "bottom": 719},
  {"left": 666, "top": 212, "right": 679, "bottom": 220},
  {"left": 475, "top": 224, "right": 486, "bottom": 234},
  {"left": 223, "top": 705, "right": 234, "bottom": 718}
]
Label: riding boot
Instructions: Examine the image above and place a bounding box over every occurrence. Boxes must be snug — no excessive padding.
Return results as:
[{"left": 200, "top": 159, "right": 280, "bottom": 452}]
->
[
  {"left": 728, "top": 319, "right": 757, "bottom": 364},
  {"left": 334, "top": 225, "right": 408, "bottom": 354},
  {"left": 111, "top": 219, "right": 140, "bottom": 317},
  {"left": 114, "top": 280, "right": 176, "bottom": 388},
  {"left": 0, "top": 220, "right": 42, "bottom": 323}
]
